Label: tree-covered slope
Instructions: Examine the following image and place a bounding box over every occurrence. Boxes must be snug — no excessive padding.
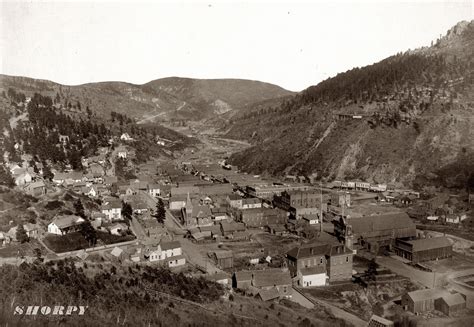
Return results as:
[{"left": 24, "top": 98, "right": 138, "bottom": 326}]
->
[{"left": 226, "top": 21, "right": 474, "bottom": 188}]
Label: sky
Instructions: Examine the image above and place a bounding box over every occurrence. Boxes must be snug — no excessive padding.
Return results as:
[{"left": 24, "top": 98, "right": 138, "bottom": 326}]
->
[{"left": 1, "top": 0, "right": 473, "bottom": 92}]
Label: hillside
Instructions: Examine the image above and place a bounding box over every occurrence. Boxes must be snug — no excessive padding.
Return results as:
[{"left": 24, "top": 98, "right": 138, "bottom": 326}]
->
[
  {"left": 0, "top": 261, "right": 346, "bottom": 327},
  {"left": 226, "top": 21, "right": 474, "bottom": 189},
  {"left": 0, "top": 75, "right": 294, "bottom": 122}
]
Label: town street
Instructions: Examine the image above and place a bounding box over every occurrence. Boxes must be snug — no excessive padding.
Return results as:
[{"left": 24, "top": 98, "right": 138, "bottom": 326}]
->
[
  {"left": 377, "top": 255, "right": 445, "bottom": 288},
  {"left": 141, "top": 190, "right": 221, "bottom": 273}
]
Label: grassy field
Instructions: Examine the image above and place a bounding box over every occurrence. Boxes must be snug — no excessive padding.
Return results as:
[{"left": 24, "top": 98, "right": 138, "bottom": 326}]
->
[{"left": 44, "top": 231, "right": 135, "bottom": 253}]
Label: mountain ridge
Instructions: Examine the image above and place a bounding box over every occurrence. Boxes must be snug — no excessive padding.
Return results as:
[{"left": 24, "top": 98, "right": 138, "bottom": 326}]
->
[{"left": 0, "top": 74, "right": 294, "bottom": 122}]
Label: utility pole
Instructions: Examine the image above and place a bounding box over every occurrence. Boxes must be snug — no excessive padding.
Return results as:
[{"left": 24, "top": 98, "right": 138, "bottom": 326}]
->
[{"left": 320, "top": 182, "right": 323, "bottom": 233}]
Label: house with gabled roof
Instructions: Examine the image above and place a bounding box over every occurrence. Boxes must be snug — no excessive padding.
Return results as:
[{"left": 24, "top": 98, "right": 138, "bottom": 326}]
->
[
  {"left": 48, "top": 215, "right": 86, "bottom": 235},
  {"left": 23, "top": 180, "right": 46, "bottom": 196},
  {"left": 251, "top": 268, "right": 292, "bottom": 298},
  {"left": 220, "top": 221, "right": 246, "bottom": 238},
  {"left": 101, "top": 199, "right": 122, "bottom": 221},
  {"left": 148, "top": 183, "right": 161, "bottom": 197},
  {"left": 145, "top": 240, "right": 185, "bottom": 267}
]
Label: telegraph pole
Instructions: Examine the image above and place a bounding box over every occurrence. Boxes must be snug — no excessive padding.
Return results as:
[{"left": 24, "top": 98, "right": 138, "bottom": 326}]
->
[{"left": 320, "top": 182, "right": 323, "bottom": 233}]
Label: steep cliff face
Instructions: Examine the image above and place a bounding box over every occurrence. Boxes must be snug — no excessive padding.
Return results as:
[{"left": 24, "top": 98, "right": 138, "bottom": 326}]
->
[{"left": 227, "top": 21, "right": 474, "bottom": 188}]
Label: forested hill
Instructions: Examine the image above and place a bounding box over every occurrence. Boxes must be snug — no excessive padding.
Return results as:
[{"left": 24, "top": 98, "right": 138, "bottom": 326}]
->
[
  {"left": 0, "top": 89, "right": 195, "bottom": 180},
  {"left": 0, "top": 261, "right": 345, "bottom": 326},
  {"left": 226, "top": 20, "right": 474, "bottom": 189},
  {"left": 0, "top": 75, "right": 294, "bottom": 122}
]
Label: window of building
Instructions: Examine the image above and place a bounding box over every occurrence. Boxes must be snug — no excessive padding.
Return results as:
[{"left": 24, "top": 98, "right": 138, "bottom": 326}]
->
[{"left": 346, "top": 256, "right": 349, "bottom": 263}]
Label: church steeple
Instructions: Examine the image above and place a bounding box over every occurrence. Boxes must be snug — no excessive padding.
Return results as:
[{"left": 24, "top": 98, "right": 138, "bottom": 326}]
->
[{"left": 185, "top": 193, "right": 194, "bottom": 226}]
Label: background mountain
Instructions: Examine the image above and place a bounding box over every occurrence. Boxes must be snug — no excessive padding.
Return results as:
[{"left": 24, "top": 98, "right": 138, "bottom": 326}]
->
[
  {"left": 0, "top": 75, "right": 294, "bottom": 122},
  {"left": 225, "top": 21, "right": 474, "bottom": 189}
]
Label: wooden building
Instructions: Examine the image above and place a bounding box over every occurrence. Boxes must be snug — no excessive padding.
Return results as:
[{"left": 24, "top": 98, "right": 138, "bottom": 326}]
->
[
  {"left": 334, "top": 212, "right": 416, "bottom": 251},
  {"left": 394, "top": 237, "right": 452, "bottom": 263},
  {"left": 434, "top": 293, "right": 466, "bottom": 316},
  {"left": 212, "top": 250, "right": 234, "bottom": 269},
  {"left": 238, "top": 207, "right": 287, "bottom": 228},
  {"left": 402, "top": 289, "right": 466, "bottom": 315}
]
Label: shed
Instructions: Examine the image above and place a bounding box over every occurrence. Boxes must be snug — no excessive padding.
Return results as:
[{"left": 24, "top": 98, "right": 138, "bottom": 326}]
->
[
  {"left": 213, "top": 250, "right": 234, "bottom": 269},
  {"left": 232, "top": 270, "right": 253, "bottom": 289}
]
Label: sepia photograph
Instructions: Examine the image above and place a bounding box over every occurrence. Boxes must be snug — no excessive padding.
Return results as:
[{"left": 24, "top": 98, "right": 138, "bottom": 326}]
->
[{"left": 0, "top": 0, "right": 473, "bottom": 326}]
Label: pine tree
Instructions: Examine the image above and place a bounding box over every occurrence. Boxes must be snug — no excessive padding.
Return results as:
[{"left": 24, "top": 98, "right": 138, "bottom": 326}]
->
[
  {"left": 154, "top": 198, "right": 166, "bottom": 224},
  {"left": 16, "top": 224, "right": 29, "bottom": 243},
  {"left": 74, "top": 199, "right": 86, "bottom": 218},
  {"left": 80, "top": 221, "right": 97, "bottom": 246},
  {"left": 122, "top": 201, "right": 133, "bottom": 220}
]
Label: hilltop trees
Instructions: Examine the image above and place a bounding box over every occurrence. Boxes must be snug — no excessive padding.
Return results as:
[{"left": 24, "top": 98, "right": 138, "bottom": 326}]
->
[{"left": 3, "top": 92, "right": 111, "bottom": 168}]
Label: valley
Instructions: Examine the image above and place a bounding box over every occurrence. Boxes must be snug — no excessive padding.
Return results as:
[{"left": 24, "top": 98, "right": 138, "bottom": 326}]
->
[{"left": 0, "top": 17, "right": 473, "bottom": 327}]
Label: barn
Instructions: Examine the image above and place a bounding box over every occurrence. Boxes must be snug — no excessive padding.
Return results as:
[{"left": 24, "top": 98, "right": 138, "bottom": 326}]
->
[
  {"left": 401, "top": 289, "right": 449, "bottom": 314},
  {"left": 434, "top": 293, "right": 466, "bottom": 316},
  {"left": 401, "top": 289, "right": 465, "bottom": 315},
  {"left": 394, "top": 237, "right": 452, "bottom": 263}
]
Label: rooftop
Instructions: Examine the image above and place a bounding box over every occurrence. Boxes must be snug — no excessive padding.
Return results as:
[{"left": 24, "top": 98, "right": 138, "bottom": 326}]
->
[
  {"left": 406, "top": 288, "right": 450, "bottom": 302},
  {"left": 259, "top": 288, "right": 280, "bottom": 301},
  {"left": 441, "top": 293, "right": 465, "bottom": 306},
  {"left": 214, "top": 250, "right": 233, "bottom": 259},
  {"left": 160, "top": 240, "right": 181, "bottom": 251},
  {"left": 347, "top": 212, "right": 415, "bottom": 234},
  {"left": 253, "top": 269, "right": 292, "bottom": 288},
  {"left": 234, "top": 270, "right": 253, "bottom": 281},
  {"left": 407, "top": 237, "right": 452, "bottom": 252},
  {"left": 51, "top": 215, "right": 85, "bottom": 229}
]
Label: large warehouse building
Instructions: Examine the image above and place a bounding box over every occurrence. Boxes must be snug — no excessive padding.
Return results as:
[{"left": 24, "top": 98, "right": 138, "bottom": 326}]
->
[
  {"left": 394, "top": 236, "right": 452, "bottom": 263},
  {"left": 333, "top": 212, "right": 416, "bottom": 251}
]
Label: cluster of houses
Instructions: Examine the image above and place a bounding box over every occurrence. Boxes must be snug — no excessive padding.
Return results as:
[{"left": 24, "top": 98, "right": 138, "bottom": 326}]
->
[
  {"left": 87, "top": 238, "right": 186, "bottom": 269},
  {"left": 7, "top": 159, "right": 47, "bottom": 196},
  {"left": 0, "top": 222, "right": 41, "bottom": 246}
]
